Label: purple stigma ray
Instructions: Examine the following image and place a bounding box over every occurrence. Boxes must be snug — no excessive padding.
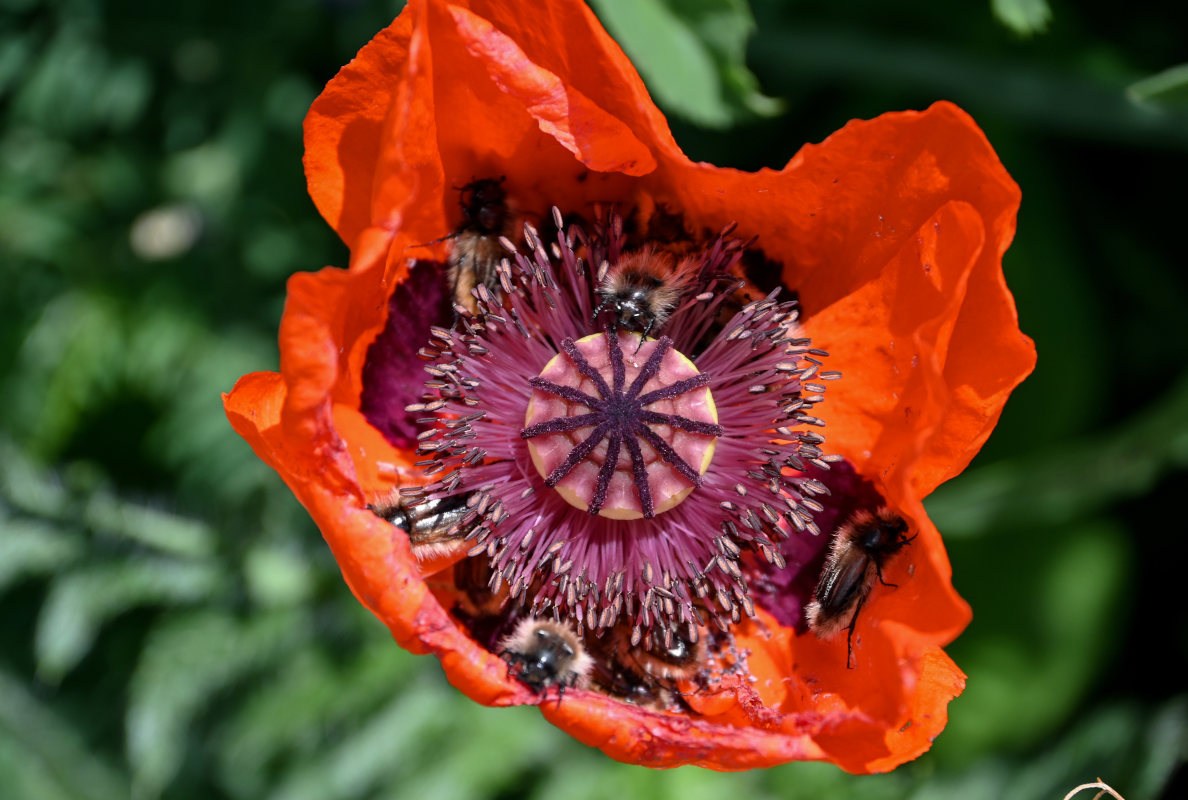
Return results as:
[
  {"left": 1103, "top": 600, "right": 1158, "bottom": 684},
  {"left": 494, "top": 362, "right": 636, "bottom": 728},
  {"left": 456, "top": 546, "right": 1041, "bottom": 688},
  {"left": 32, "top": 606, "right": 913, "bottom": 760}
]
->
[
  {"left": 624, "top": 336, "right": 671, "bottom": 400},
  {"left": 590, "top": 429, "right": 623, "bottom": 515},
  {"left": 560, "top": 338, "right": 612, "bottom": 398},
  {"left": 637, "top": 374, "right": 712, "bottom": 405},
  {"left": 520, "top": 412, "right": 602, "bottom": 438},
  {"left": 520, "top": 332, "right": 716, "bottom": 517},
  {"left": 634, "top": 424, "right": 703, "bottom": 486},
  {"left": 607, "top": 325, "right": 626, "bottom": 393},
  {"left": 543, "top": 419, "right": 613, "bottom": 487},
  {"left": 526, "top": 377, "right": 605, "bottom": 410},
  {"left": 622, "top": 433, "right": 655, "bottom": 518},
  {"left": 637, "top": 410, "right": 724, "bottom": 436}
]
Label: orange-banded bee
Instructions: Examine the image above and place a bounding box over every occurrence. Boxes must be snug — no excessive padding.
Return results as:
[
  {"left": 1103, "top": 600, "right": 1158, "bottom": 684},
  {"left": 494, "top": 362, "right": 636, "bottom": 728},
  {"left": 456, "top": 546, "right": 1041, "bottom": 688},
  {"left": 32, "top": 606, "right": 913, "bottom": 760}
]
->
[
  {"left": 499, "top": 618, "right": 592, "bottom": 698},
  {"left": 452, "top": 550, "right": 509, "bottom": 620},
  {"left": 448, "top": 177, "right": 512, "bottom": 316},
  {"left": 367, "top": 490, "right": 476, "bottom": 561},
  {"left": 614, "top": 626, "right": 705, "bottom": 685},
  {"left": 584, "top": 625, "right": 705, "bottom": 711},
  {"left": 593, "top": 248, "right": 695, "bottom": 339},
  {"left": 806, "top": 507, "right": 915, "bottom": 668}
]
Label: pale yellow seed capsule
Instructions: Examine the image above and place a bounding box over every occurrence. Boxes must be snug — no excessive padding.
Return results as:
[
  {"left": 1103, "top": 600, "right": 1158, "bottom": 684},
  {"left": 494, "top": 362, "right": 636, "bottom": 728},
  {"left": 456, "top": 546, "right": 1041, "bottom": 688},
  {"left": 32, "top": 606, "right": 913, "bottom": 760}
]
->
[{"left": 524, "top": 332, "right": 719, "bottom": 519}]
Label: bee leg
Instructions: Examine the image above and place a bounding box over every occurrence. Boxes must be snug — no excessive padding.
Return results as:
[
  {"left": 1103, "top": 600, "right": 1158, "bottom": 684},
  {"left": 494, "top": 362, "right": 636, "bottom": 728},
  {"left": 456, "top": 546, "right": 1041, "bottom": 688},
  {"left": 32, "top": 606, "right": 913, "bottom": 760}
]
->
[
  {"left": 590, "top": 295, "right": 612, "bottom": 324},
  {"left": 873, "top": 563, "right": 899, "bottom": 589},
  {"left": 633, "top": 318, "right": 655, "bottom": 353},
  {"left": 554, "top": 672, "right": 577, "bottom": 708},
  {"left": 844, "top": 593, "right": 870, "bottom": 669},
  {"left": 499, "top": 650, "right": 520, "bottom": 681}
]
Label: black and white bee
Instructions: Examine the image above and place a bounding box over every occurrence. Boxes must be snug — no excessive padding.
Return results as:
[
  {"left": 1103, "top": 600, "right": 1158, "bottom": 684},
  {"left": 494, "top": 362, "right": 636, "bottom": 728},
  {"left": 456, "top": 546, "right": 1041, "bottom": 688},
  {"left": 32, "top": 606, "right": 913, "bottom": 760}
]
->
[
  {"left": 367, "top": 490, "right": 476, "bottom": 561},
  {"left": 806, "top": 507, "right": 915, "bottom": 668},
  {"left": 499, "top": 618, "right": 592, "bottom": 698}
]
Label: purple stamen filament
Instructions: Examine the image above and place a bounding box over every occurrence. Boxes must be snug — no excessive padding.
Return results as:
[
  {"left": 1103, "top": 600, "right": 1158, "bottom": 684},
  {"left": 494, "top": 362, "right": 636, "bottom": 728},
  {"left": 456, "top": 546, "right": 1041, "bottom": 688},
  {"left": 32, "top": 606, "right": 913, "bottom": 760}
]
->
[{"left": 520, "top": 332, "right": 723, "bottom": 519}]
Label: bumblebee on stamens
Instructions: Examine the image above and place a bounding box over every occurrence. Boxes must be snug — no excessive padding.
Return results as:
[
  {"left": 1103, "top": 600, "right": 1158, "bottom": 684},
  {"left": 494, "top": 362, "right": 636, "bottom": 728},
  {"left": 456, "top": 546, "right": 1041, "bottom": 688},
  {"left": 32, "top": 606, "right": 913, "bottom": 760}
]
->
[
  {"left": 367, "top": 489, "right": 476, "bottom": 562},
  {"left": 592, "top": 248, "right": 694, "bottom": 339},
  {"left": 448, "top": 177, "right": 513, "bottom": 316},
  {"left": 499, "top": 618, "right": 592, "bottom": 699},
  {"left": 805, "top": 507, "right": 915, "bottom": 668},
  {"left": 579, "top": 625, "right": 704, "bottom": 711},
  {"left": 613, "top": 626, "right": 705, "bottom": 685},
  {"left": 452, "top": 550, "right": 510, "bottom": 619}
]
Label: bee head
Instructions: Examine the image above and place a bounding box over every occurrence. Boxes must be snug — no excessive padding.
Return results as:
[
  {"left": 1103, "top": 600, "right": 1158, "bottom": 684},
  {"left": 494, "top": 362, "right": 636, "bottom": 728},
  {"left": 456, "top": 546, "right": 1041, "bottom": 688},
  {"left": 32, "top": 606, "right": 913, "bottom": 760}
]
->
[
  {"left": 518, "top": 629, "right": 574, "bottom": 688},
  {"left": 610, "top": 289, "right": 651, "bottom": 325},
  {"left": 459, "top": 177, "right": 507, "bottom": 233},
  {"left": 856, "top": 513, "right": 910, "bottom": 554}
]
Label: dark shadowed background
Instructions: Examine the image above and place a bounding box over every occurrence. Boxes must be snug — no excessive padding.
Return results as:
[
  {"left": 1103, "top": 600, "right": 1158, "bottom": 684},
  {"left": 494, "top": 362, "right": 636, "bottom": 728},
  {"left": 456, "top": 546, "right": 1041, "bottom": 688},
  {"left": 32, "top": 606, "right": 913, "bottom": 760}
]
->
[{"left": 1, "top": 0, "right": 1185, "bottom": 797}]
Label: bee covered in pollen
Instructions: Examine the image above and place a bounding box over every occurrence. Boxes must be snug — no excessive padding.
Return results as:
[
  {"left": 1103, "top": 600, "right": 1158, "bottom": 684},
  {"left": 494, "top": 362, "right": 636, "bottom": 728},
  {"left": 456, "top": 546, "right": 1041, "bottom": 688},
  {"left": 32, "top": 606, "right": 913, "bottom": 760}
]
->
[
  {"left": 806, "top": 507, "right": 916, "bottom": 668},
  {"left": 367, "top": 489, "right": 478, "bottom": 562},
  {"left": 448, "top": 177, "right": 514, "bottom": 316},
  {"left": 499, "top": 618, "right": 592, "bottom": 698},
  {"left": 592, "top": 248, "right": 695, "bottom": 339}
]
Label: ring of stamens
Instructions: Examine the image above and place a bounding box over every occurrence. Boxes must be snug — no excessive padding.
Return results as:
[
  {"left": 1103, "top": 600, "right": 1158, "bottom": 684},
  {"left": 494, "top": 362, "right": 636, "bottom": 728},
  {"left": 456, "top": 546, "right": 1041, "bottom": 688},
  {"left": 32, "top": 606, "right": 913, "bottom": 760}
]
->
[
  {"left": 521, "top": 331, "right": 722, "bottom": 520},
  {"left": 396, "top": 208, "right": 839, "bottom": 636}
]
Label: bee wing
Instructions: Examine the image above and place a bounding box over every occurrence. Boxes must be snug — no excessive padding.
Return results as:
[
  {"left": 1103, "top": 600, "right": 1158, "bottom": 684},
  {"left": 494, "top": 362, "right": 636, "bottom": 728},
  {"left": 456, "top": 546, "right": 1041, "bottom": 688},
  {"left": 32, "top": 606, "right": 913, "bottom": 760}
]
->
[{"left": 817, "top": 551, "right": 873, "bottom": 616}]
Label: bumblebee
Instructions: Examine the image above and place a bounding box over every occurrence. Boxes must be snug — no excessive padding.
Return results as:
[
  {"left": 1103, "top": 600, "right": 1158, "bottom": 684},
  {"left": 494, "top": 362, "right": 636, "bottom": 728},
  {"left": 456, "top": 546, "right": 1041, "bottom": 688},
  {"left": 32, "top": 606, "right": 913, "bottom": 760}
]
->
[
  {"left": 367, "top": 490, "right": 476, "bottom": 561},
  {"left": 592, "top": 248, "right": 694, "bottom": 339},
  {"left": 499, "top": 618, "right": 592, "bottom": 698},
  {"left": 448, "top": 177, "right": 513, "bottom": 316},
  {"left": 806, "top": 507, "right": 915, "bottom": 667}
]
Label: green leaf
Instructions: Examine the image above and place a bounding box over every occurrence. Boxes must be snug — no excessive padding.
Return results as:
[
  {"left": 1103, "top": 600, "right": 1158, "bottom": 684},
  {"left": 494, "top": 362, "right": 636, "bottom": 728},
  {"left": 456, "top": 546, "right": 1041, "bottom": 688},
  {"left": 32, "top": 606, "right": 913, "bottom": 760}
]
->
[
  {"left": 1134, "top": 697, "right": 1188, "bottom": 798},
  {"left": 83, "top": 490, "right": 215, "bottom": 558},
  {"left": 0, "top": 439, "right": 70, "bottom": 518},
  {"left": 266, "top": 673, "right": 457, "bottom": 800},
  {"left": 243, "top": 543, "right": 314, "bottom": 608},
  {"left": 9, "top": 21, "right": 150, "bottom": 135},
  {"left": 588, "top": 0, "right": 781, "bottom": 129},
  {"left": 1127, "top": 63, "right": 1188, "bottom": 111},
  {"left": 0, "top": 669, "right": 130, "bottom": 800},
  {"left": 990, "top": 0, "right": 1051, "bottom": 37},
  {"left": 0, "top": 33, "right": 34, "bottom": 99},
  {"left": 936, "top": 699, "right": 1187, "bottom": 800},
  {"left": 385, "top": 697, "right": 560, "bottom": 800},
  {"left": 217, "top": 638, "right": 417, "bottom": 798},
  {"left": 0, "top": 516, "right": 83, "bottom": 592},
  {"left": 163, "top": 141, "right": 242, "bottom": 205},
  {"left": 35, "top": 558, "right": 224, "bottom": 682},
  {"left": 6, "top": 291, "right": 126, "bottom": 458},
  {"left": 263, "top": 668, "right": 556, "bottom": 800},
  {"left": 127, "top": 610, "right": 304, "bottom": 798}
]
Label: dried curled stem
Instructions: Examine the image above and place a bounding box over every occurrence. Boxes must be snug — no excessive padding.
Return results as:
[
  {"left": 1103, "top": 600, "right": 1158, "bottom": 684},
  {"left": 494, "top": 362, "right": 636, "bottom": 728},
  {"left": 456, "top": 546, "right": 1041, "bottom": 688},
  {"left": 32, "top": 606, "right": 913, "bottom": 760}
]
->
[{"left": 1061, "top": 779, "right": 1126, "bottom": 800}]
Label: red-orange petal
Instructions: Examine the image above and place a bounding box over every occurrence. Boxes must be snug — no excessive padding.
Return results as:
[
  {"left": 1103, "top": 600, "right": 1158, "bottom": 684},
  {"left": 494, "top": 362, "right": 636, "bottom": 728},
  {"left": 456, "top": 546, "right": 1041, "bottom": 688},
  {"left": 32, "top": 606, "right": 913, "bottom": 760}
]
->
[{"left": 304, "top": 14, "right": 416, "bottom": 249}]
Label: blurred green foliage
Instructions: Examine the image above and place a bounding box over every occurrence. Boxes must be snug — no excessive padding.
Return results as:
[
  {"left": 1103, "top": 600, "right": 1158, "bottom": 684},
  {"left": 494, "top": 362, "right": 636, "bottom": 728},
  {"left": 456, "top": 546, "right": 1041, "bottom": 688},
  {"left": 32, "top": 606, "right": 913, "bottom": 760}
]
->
[
  {"left": 991, "top": 0, "right": 1051, "bottom": 38},
  {"left": 1, "top": 0, "right": 1186, "bottom": 798},
  {"left": 588, "top": 0, "right": 782, "bottom": 128}
]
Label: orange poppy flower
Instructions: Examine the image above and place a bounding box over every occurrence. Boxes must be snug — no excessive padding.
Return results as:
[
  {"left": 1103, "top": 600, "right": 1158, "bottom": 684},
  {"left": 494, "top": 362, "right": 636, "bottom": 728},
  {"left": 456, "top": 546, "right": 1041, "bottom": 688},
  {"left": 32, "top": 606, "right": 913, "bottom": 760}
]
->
[{"left": 224, "top": 0, "right": 1035, "bottom": 773}]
